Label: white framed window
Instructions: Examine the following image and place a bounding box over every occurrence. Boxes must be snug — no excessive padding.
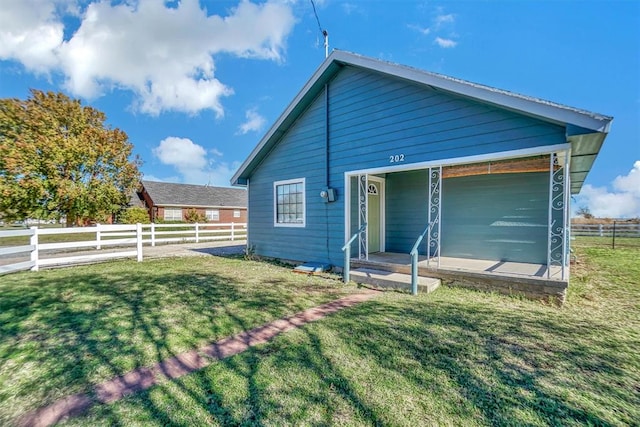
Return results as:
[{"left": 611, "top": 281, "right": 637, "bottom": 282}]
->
[
  {"left": 164, "top": 208, "right": 182, "bottom": 221},
  {"left": 233, "top": 210, "right": 241, "bottom": 218},
  {"left": 206, "top": 209, "right": 220, "bottom": 221},
  {"left": 274, "top": 178, "right": 305, "bottom": 227}
]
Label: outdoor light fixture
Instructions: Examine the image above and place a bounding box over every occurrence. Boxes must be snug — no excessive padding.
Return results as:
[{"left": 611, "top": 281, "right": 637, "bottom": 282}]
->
[{"left": 320, "top": 187, "right": 336, "bottom": 203}]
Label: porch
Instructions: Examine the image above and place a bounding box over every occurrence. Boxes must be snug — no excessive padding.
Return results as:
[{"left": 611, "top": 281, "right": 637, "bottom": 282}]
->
[{"left": 350, "top": 252, "right": 568, "bottom": 305}]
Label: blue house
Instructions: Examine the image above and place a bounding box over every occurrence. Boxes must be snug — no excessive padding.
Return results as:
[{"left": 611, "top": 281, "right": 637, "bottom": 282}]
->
[{"left": 231, "top": 51, "right": 612, "bottom": 303}]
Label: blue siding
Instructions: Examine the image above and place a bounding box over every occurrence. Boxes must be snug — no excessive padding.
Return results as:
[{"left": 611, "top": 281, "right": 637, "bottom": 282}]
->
[
  {"left": 248, "top": 93, "right": 344, "bottom": 263},
  {"left": 385, "top": 170, "right": 429, "bottom": 254},
  {"left": 441, "top": 173, "right": 549, "bottom": 264},
  {"left": 247, "top": 65, "right": 566, "bottom": 267}
]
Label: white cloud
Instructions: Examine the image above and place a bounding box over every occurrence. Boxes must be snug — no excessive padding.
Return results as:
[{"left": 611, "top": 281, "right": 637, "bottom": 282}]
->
[
  {"left": 237, "top": 108, "right": 267, "bottom": 134},
  {"left": 575, "top": 161, "right": 640, "bottom": 218},
  {"left": 0, "top": 0, "right": 65, "bottom": 73},
  {"left": 434, "top": 37, "right": 457, "bottom": 48},
  {"left": 341, "top": 3, "right": 360, "bottom": 16},
  {"left": 153, "top": 136, "right": 237, "bottom": 185},
  {"left": 153, "top": 137, "right": 208, "bottom": 171},
  {"left": 187, "top": 159, "right": 241, "bottom": 187},
  {"left": 612, "top": 161, "right": 640, "bottom": 196},
  {"left": 407, "top": 24, "right": 431, "bottom": 35},
  {"left": 434, "top": 13, "right": 455, "bottom": 29},
  {"left": 0, "top": 0, "right": 296, "bottom": 116},
  {"left": 141, "top": 174, "right": 180, "bottom": 183},
  {"left": 408, "top": 8, "right": 457, "bottom": 47}
]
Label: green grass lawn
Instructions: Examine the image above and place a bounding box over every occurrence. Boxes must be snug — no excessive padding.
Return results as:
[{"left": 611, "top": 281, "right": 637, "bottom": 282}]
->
[
  {"left": 1, "top": 240, "right": 639, "bottom": 426},
  {"left": 0, "top": 256, "right": 355, "bottom": 426}
]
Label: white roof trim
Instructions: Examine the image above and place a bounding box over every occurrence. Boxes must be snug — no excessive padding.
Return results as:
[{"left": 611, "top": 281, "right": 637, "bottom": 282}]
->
[
  {"left": 345, "top": 144, "right": 571, "bottom": 177},
  {"left": 231, "top": 50, "right": 612, "bottom": 186},
  {"left": 335, "top": 51, "right": 612, "bottom": 133}
]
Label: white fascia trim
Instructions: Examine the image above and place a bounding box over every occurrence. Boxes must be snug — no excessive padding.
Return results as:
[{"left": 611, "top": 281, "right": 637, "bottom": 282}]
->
[
  {"left": 231, "top": 59, "right": 337, "bottom": 185},
  {"left": 346, "top": 143, "right": 571, "bottom": 177},
  {"left": 337, "top": 51, "right": 612, "bottom": 133},
  {"left": 273, "top": 177, "right": 306, "bottom": 228},
  {"left": 233, "top": 50, "right": 611, "bottom": 185}
]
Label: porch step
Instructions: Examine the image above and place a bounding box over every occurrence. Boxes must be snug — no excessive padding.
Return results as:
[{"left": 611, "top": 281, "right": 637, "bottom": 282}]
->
[{"left": 350, "top": 268, "right": 440, "bottom": 293}]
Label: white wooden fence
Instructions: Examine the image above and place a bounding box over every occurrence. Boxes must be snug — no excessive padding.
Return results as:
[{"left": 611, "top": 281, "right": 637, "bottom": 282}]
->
[
  {"left": 571, "top": 222, "right": 640, "bottom": 237},
  {"left": 0, "top": 222, "right": 246, "bottom": 275}
]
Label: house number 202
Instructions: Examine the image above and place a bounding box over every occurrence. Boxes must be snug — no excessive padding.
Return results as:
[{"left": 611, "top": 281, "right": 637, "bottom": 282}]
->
[{"left": 389, "top": 154, "right": 405, "bottom": 163}]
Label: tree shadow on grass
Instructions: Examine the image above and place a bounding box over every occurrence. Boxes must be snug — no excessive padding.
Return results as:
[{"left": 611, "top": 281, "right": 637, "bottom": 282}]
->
[
  {"left": 6, "top": 261, "right": 635, "bottom": 426},
  {"left": 312, "top": 298, "right": 639, "bottom": 426},
  {"left": 0, "top": 258, "right": 347, "bottom": 426}
]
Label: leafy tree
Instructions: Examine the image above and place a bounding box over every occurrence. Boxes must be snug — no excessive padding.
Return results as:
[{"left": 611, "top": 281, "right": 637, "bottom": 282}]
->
[
  {"left": 118, "top": 207, "right": 151, "bottom": 224},
  {"left": 0, "top": 90, "right": 141, "bottom": 226},
  {"left": 577, "top": 206, "right": 594, "bottom": 219}
]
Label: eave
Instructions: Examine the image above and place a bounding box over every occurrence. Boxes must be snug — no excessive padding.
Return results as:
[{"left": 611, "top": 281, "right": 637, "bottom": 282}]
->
[{"left": 231, "top": 50, "right": 612, "bottom": 194}]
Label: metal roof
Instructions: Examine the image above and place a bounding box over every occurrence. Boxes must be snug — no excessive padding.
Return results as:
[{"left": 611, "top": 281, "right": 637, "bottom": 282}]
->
[
  {"left": 141, "top": 180, "right": 247, "bottom": 208},
  {"left": 231, "top": 50, "right": 613, "bottom": 194}
]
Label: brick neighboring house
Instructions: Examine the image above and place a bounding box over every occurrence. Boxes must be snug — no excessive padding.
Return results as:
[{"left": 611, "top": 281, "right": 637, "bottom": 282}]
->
[{"left": 136, "top": 180, "right": 247, "bottom": 223}]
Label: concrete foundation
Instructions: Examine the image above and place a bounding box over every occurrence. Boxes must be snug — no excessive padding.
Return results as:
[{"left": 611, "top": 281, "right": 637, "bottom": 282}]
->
[{"left": 353, "top": 253, "right": 568, "bottom": 305}]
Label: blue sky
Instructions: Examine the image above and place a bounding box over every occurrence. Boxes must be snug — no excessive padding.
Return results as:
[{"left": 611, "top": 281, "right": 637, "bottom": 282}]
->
[{"left": 1, "top": 0, "right": 638, "bottom": 217}]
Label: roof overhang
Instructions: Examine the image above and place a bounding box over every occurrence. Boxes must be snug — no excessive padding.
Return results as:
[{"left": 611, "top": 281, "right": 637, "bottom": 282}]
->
[
  {"left": 231, "top": 50, "right": 613, "bottom": 193},
  {"left": 566, "top": 125, "right": 608, "bottom": 194}
]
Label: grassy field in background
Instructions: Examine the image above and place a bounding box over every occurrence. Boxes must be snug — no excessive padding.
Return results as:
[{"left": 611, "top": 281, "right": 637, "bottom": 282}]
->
[
  {"left": 0, "top": 224, "right": 240, "bottom": 248},
  {"left": 1, "top": 238, "right": 638, "bottom": 426}
]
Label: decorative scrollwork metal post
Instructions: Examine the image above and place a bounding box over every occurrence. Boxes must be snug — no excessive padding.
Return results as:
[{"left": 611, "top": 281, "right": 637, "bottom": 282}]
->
[
  {"left": 358, "top": 174, "right": 368, "bottom": 260},
  {"left": 547, "top": 153, "right": 566, "bottom": 279},
  {"left": 427, "top": 166, "right": 442, "bottom": 268}
]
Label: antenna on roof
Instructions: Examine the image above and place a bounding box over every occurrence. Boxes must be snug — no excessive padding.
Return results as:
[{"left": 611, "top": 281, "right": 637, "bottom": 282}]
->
[{"left": 310, "top": 0, "right": 328, "bottom": 58}]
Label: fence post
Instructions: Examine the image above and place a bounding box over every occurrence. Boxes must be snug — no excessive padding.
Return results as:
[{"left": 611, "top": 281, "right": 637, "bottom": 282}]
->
[
  {"left": 599, "top": 223, "right": 603, "bottom": 237},
  {"left": 136, "top": 223, "right": 143, "bottom": 262},
  {"left": 612, "top": 221, "right": 616, "bottom": 250},
  {"left": 30, "top": 226, "right": 39, "bottom": 271},
  {"left": 195, "top": 223, "right": 199, "bottom": 243},
  {"left": 151, "top": 222, "right": 156, "bottom": 247},
  {"left": 231, "top": 222, "right": 235, "bottom": 241},
  {"left": 96, "top": 223, "right": 101, "bottom": 250}
]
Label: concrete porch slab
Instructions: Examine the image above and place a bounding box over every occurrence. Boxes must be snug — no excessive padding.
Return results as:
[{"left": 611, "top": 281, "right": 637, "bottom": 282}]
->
[
  {"left": 350, "top": 268, "right": 441, "bottom": 293},
  {"left": 353, "top": 253, "right": 568, "bottom": 305}
]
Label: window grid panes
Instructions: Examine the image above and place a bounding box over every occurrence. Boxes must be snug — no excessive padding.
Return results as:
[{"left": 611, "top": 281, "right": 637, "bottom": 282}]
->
[
  {"left": 164, "top": 208, "right": 182, "bottom": 221},
  {"left": 276, "top": 181, "right": 304, "bottom": 225},
  {"left": 206, "top": 209, "right": 219, "bottom": 221},
  {"left": 233, "top": 210, "right": 241, "bottom": 218}
]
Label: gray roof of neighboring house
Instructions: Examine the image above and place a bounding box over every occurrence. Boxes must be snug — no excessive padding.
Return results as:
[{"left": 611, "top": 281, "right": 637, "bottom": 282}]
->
[
  {"left": 231, "top": 50, "right": 613, "bottom": 194},
  {"left": 129, "top": 191, "right": 145, "bottom": 208},
  {"left": 141, "top": 180, "right": 247, "bottom": 208}
]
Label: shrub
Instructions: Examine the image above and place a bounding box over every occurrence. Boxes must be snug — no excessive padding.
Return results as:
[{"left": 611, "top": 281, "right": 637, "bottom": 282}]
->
[
  {"left": 184, "top": 208, "right": 207, "bottom": 223},
  {"left": 118, "top": 207, "right": 151, "bottom": 224}
]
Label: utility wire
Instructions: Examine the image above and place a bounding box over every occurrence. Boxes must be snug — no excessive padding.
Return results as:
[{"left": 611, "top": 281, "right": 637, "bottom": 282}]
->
[{"left": 310, "top": 0, "right": 327, "bottom": 37}]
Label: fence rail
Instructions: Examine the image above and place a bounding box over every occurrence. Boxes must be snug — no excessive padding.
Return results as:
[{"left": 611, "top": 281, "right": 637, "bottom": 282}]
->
[
  {"left": 0, "top": 222, "right": 246, "bottom": 275},
  {"left": 571, "top": 223, "right": 640, "bottom": 237},
  {"left": 571, "top": 222, "right": 640, "bottom": 249}
]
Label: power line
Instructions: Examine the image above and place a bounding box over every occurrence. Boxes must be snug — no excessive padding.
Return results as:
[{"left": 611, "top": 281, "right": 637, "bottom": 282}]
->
[
  {"left": 310, "top": 0, "right": 325, "bottom": 36},
  {"left": 310, "top": 0, "right": 329, "bottom": 58}
]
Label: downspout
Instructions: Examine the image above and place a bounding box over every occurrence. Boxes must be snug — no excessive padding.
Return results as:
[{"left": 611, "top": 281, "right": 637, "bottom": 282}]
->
[
  {"left": 246, "top": 178, "right": 250, "bottom": 252},
  {"left": 325, "top": 83, "right": 330, "bottom": 188},
  {"left": 324, "top": 83, "right": 330, "bottom": 262}
]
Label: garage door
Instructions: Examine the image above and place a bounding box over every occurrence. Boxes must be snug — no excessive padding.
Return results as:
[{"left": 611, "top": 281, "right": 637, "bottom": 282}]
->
[{"left": 441, "top": 172, "right": 549, "bottom": 264}]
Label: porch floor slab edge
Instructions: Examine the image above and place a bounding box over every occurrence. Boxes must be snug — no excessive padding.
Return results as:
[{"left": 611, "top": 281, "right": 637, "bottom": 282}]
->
[
  {"left": 352, "top": 253, "right": 568, "bottom": 305},
  {"left": 350, "top": 268, "right": 441, "bottom": 293}
]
